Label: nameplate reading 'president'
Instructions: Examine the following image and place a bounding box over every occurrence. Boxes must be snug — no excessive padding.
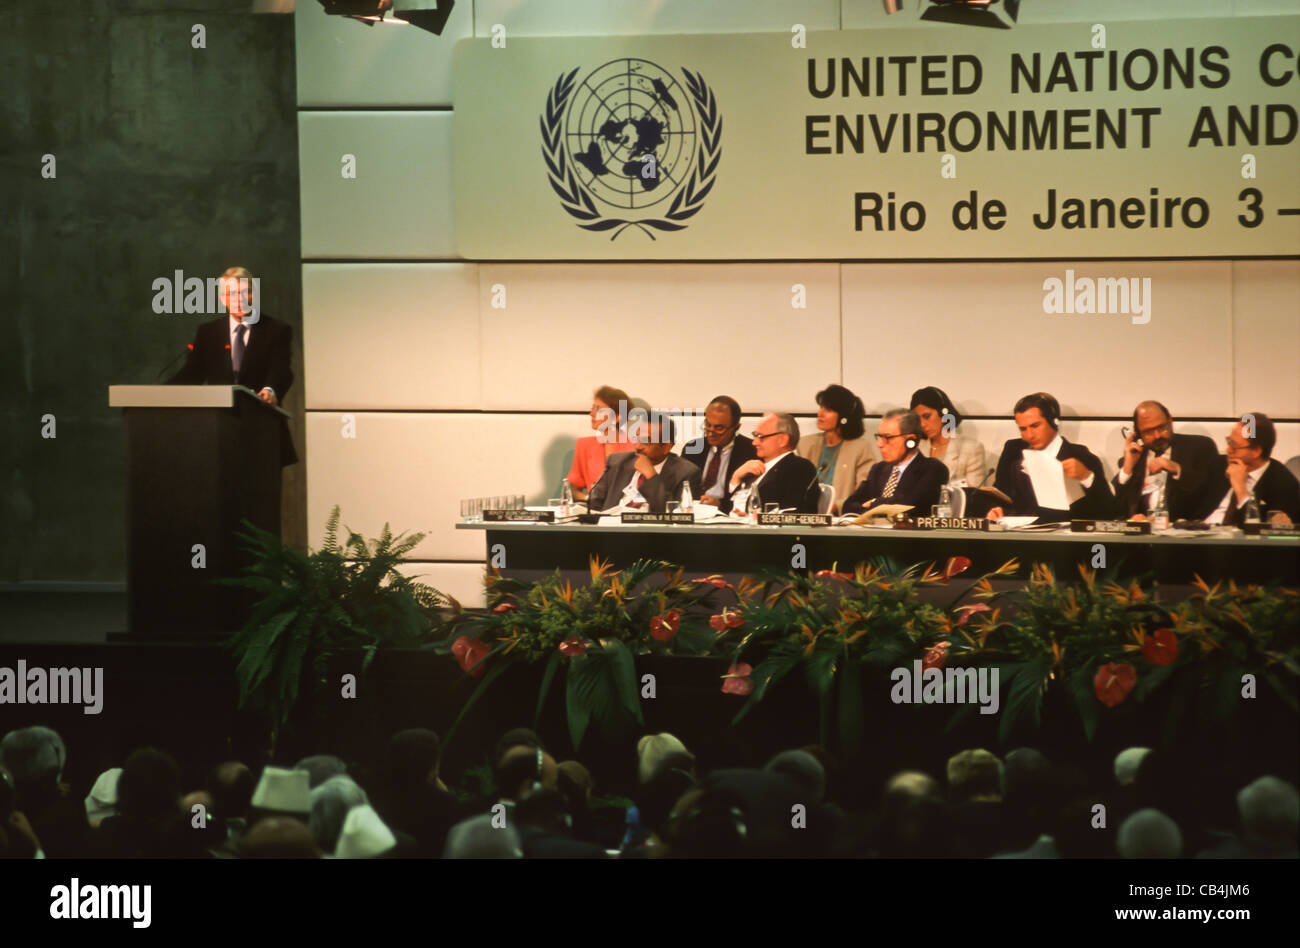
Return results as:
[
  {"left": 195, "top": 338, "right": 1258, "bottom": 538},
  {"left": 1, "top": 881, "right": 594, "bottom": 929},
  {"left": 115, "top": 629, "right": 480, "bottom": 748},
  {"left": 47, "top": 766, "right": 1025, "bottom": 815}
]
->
[{"left": 913, "top": 517, "right": 991, "bottom": 531}]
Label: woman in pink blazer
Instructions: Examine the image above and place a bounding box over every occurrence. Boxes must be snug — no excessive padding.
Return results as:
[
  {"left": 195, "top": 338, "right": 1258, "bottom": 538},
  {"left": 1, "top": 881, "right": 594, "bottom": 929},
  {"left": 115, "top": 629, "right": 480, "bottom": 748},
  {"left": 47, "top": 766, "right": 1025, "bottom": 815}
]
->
[{"left": 568, "top": 385, "right": 636, "bottom": 500}]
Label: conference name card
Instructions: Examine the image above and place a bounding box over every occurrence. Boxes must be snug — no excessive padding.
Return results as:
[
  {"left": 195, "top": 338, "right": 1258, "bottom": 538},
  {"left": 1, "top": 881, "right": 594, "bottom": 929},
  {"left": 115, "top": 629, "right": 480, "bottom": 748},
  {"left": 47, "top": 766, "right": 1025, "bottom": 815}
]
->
[
  {"left": 1070, "top": 520, "right": 1152, "bottom": 535},
  {"left": 1242, "top": 523, "right": 1300, "bottom": 537},
  {"left": 484, "top": 509, "right": 555, "bottom": 523},
  {"left": 622, "top": 512, "right": 695, "bottom": 524},
  {"left": 758, "top": 513, "right": 833, "bottom": 527},
  {"left": 913, "top": 517, "right": 990, "bottom": 531}
]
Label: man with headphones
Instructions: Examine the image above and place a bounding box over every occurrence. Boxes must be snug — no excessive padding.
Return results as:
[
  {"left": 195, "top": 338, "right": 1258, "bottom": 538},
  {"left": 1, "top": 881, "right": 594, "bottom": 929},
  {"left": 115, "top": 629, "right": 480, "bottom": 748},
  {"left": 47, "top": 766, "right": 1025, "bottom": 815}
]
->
[
  {"left": 987, "top": 392, "right": 1117, "bottom": 523},
  {"left": 841, "top": 409, "right": 949, "bottom": 516},
  {"left": 1113, "top": 400, "right": 1220, "bottom": 522}
]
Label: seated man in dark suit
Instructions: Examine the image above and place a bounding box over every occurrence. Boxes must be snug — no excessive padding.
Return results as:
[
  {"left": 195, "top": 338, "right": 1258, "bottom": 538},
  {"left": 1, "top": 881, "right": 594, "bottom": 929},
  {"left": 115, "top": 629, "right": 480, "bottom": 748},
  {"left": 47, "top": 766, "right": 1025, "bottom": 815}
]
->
[
  {"left": 1113, "top": 400, "right": 1220, "bottom": 521},
  {"left": 1199, "top": 413, "right": 1299, "bottom": 525},
  {"left": 842, "top": 410, "right": 948, "bottom": 515},
  {"left": 586, "top": 414, "right": 702, "bottom": 513},
  {"left": 680, "top": 395, "right": 757, "bottom": 514},
  {"left": 987, "top": 392, "right": 1116, "bottom": 523},
  {"left": 168, "top": 267, "right": 297, "bottom": 465},
  {"left": 726, "top": 412, "right": 820, "bottom": 514}
]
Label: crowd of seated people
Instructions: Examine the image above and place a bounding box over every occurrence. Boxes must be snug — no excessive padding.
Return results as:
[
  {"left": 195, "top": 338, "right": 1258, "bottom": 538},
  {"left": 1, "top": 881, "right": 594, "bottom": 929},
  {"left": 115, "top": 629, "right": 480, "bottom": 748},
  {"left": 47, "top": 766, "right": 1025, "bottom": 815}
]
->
[
  {"left": 573, "top": 384, "right": 1300, "bottom": 524},
  {"left": 2, "top": 723, "right": 1295, "bottom": 859}
]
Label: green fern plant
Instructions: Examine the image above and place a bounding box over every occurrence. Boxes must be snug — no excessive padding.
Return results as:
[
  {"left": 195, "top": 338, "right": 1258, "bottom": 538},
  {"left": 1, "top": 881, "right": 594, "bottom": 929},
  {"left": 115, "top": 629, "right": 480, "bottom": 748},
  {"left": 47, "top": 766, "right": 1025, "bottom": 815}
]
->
[{"left": 221, "top": 505, "right": 447, "bottom": 731}]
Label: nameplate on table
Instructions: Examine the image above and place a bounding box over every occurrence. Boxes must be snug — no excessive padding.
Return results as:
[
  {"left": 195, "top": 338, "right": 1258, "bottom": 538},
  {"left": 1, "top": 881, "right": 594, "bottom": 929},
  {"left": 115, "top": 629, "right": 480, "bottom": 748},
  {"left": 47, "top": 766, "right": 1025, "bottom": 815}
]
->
[
  {"left": 484, "top": 509, "right": 555, "bottom": 523},
  {"left": 1242, "top": 522, "right": 1300, "bottom": 537},
  {"left": 1070, "top": 520, "right": 1151, "bottom": 535},
  {"left": 913, "top": 517, "right": 990, "bottom": 531},
  {"left": 757, "top": 513, "right": 833, "bottom": 527},
  {"left": 621, "top": 512, "right": 694, "bottom": 524}
]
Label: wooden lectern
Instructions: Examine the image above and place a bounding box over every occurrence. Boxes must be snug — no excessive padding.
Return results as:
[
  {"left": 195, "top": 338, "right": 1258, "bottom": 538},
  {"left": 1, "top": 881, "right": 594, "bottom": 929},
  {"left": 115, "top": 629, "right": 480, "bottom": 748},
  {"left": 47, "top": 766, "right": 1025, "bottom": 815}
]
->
[{"left": 108, "top": 385, "right": 289, "bottom": 640}]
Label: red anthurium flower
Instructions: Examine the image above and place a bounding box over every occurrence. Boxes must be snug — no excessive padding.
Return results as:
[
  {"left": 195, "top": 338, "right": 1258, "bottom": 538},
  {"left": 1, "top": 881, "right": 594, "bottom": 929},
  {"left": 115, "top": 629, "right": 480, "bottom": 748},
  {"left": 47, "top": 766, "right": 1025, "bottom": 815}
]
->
[
  {"left": 559, "top": 636, "right": 590, "bottom": 657},
  {"left": 1094, "top": 663, "right": 1137, "bottom": 708},
  {"left": 1141, "top": 629, "right": 1178, "bottom": 666},
  {"left": 941, "top": 556, "right": 973, "bottom": 582},
  {"left": 721, "top": 663, "right": 754, "bottom": 696},
  {"left": 649, "top": 610, "right": 681, "bottom": 642},
  {"left": 452, "top": 635, "right": 492, "bottom": 678},
  {"left": 921, "top": 641, "right": 951, "bottom": 672},
  {"left": 710, "top": 609, "right": 743, "bottom": 631},
  {"left": 955, "top": 603, "right": 992, "bottom": 626},
  {"left": 492, "top": 601, "right": 516, "bottom": 614}
]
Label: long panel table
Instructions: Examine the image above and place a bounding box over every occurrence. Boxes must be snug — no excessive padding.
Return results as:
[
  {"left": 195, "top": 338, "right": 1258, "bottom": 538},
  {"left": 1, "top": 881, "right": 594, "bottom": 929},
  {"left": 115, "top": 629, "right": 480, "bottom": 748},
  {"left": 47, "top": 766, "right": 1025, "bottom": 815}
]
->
[{"left": 456, "top": 521, "right": 1300, "bottom": 585}]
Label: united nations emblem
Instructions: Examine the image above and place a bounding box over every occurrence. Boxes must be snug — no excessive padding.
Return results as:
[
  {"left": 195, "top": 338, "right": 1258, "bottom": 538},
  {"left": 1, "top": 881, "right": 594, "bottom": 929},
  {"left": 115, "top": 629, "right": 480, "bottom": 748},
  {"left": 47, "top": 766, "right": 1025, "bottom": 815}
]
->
[{"left": 540, "top": 59, "right": 722, "bottom": 240}]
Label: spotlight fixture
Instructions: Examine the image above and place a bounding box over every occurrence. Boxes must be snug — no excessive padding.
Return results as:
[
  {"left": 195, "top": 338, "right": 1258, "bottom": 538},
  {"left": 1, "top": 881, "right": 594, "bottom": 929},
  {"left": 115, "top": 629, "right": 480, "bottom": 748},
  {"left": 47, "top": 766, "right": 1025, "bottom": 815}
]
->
[{"left": 921, "top": 0, "right": 1021, "bottom": 29}]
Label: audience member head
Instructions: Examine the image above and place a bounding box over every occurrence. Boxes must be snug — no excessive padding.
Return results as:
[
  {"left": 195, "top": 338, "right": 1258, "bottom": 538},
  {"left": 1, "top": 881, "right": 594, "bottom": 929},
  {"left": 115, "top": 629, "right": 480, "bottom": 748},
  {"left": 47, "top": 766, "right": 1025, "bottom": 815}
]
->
[
  {"left": 1236, "top": 775, "right": 1299, "bottom": 855},
  {"left": 515, "top": 788, "right": 574, "bottom": 836},
  {"left": 910, "top": 386, "right": 963, "bottom": 441},
  {"left": 386, "top": 728, "right": 442, "bottom": 793},
  {"left": 947, "top": 749, "right": 1003, "bottom": 804},
  {"left": 703, "top": 396, "right": 743, "bottom": 448},
  {"left": 250, "top": 766, "right": 312, "bottom": 819},
  {"left": 212, "top": 761, "right": 254, "bottom": 824},
  {"left": 493, "top": 728, "right": 543, "bottom": 764},
  {"left": 334, "top": 805, "right": 397, "bottom": 859},
  {"left": 294, "top": 755, "right": 347, "bottom": 789},
  {"left": 635, "top": 766, "right": 698, "bottom": 843},
  {"left": 84, "top": 767, "right": 123, "bottom": 827},
  {"left": 556, "top": 760, "right": 594, "bottom": 808},
  {"left": 116, "top": 748, "right": 182, "bottom": 823},
  {"left": 1113, "top": 747, "right": 1152, "bottom": 787},
  {"left": 494, "top": 744, "right": 557, "bottom": 802},
  {"left": 444, "top": 816, "right": 523, "bottom": 858},
  {"left": 815, "top": 384, "right": 866, "bottom": 440},
  {"left": 239, "top": 816, "right": 319, "bottom": 858},
  {"left": 1013, "top": 392, "right": 1061, "bottom": 450},
  {"left": 667, "top": 784, "right": 749, "bottom": 858},
  {"left": 309, "top": 775, "right": 369, "bottom": 853},
  {"left": 637, "top": 733, "right": 691, "bottom": 784},
  {"left": 878, "top": 771, "right": 955, "bottom": 858},
  {"left": 1117, "top": 808, "right": 1182, "bottom": 858},
  {"left": 764, "top": 750, "right": 826, "bottom": 803},
  {"left": 0, "top": 726, "right": 66, "bottom": 804}
]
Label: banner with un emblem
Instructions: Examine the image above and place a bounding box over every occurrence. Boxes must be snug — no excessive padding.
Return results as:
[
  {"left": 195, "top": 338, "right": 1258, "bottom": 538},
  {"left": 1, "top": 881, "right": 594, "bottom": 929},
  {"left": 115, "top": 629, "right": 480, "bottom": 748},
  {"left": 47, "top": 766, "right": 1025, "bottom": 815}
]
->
[{"left": 452, "top": 16, "right": 1300, "bottom": 259}]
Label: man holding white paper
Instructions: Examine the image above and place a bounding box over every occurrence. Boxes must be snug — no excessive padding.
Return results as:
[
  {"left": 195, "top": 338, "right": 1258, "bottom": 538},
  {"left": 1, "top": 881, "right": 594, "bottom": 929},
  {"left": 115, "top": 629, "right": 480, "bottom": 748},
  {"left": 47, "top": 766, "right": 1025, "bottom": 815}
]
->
[{"left": 987, "top": 392, "right": 1116, "bottom": 524}]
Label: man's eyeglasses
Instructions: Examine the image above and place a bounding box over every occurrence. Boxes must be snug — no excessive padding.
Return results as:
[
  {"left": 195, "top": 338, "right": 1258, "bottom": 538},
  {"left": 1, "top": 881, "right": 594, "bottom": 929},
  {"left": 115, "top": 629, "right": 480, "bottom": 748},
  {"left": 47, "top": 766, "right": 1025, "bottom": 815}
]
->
[
  {"left": 1139, "top": 422, "right": 1171, "bottom": 439},
  {"left": 1225, "top": 438, "right": 1253, "bottom": 451},
  {"left": 751, "top": 431, "right": 781, "bottom": 441},
  {"left": 703, "top": 423, "right": 737, "bottom": 433},
  {"left": 875, "top": 432, "right": 906, "bottom": 441}
]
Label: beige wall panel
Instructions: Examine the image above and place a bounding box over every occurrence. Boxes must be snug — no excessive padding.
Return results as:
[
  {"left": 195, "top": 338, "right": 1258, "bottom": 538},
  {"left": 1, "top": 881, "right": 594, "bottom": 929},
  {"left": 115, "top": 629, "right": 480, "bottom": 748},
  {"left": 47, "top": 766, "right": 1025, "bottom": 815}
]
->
[
  {"left": 303, "top": 263, "right": 481, "bottom": 410},
  {"left": 296, "top": 1, "right": 472, "bottom": 107},
  {"left": 1232, "top": 260, "right": 1300, "bottom": 418},
  {"left": 478, "top": 264, "right": 840, "bottom": 412},
  {"left": 299, "top": 112, "right": 455, "bottom": 259},
  {"left": 842, "top": 262, "right": 1234, "bottom": 418},
  {"left": 472, "top": 0, "right": 840, "bottom": 36}
]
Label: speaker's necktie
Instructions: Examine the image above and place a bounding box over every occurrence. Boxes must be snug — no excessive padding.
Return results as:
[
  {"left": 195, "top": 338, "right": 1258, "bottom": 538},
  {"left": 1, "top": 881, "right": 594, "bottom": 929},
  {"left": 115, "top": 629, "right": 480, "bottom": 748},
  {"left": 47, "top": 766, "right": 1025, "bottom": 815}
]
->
[
  {"left": 232, "top": 323, "right": 246, "bottom": 375},
  {"left": 882, "top": 465, "right": 902, "bottom": 498},
  {"left": 702, "top": 448, "right": 722, "bottom": 492},
  {"left": 1224, "top": 490, "right": 1240, "bottom": 526}
]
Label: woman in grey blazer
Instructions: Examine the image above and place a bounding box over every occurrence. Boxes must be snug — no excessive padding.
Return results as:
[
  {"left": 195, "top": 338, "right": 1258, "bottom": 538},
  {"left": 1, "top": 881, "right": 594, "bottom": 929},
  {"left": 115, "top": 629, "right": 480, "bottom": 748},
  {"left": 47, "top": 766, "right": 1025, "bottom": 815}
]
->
[
  {"left": 796, "top": 383, "right": 877, "bottom": 514},
  {"left": 910, "top": 386, "right": 988, "bottom": 487}
]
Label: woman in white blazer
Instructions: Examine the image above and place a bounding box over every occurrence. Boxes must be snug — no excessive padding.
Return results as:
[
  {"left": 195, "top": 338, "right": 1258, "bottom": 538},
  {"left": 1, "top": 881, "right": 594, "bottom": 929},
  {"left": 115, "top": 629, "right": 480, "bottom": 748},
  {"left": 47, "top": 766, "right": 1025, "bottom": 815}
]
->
[
  {"left": 796, "top": 383, "right": 876, "bottom": 514},
  {"left": 910, "top": 386, "right": 988, "bottom": 487}
]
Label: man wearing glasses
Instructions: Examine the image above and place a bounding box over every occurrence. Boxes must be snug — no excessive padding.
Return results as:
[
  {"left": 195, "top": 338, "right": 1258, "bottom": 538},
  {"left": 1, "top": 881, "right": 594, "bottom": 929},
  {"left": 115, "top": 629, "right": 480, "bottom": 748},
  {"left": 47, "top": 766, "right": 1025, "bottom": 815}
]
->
[
  {"left": 841, "top": 410, "right": 949, "bottom": 516},
  {"left": 680, "top": 396, "right": 757, "bottom": 513},
  {"left": 1200, "top": 413, "right": 1298, "bottom": 525},
  {"left": 727, "top": 413, "right": 820, "bottom": 514},
  {"left": 586, "top": 414, "right": 702, "bottom": 514},
  {"left": 1113, "top": 400, "right": 1219, "bottom": 522}
]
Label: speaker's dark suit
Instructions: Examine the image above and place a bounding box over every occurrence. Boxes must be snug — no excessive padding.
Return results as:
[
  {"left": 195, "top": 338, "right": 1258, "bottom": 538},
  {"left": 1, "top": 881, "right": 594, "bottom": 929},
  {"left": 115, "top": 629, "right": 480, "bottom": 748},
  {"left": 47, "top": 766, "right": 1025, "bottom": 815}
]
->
[
  {"left": 680, "top": 435, "right": 757, "bottom": 513},
  {"left": 842, "top": 454, "right": 949, "bottom": 515},
  {"left": 168, "top": 315, "right": 297, "bottom": 465},
  {"left": 1111, "top": 433, "right": 1220, "bottom": 521},
  {"left": 1198, "top": 457, "right": 1300, "bottom": 524},
  {"left": 587, "top": 452, "right": 702, "bottom": 514},
  {"left": 993, "top": 437, "right": 1117, "bottom": 522},
  {"left": 730, "top": 453, "right": 821, "bottom": 514}
]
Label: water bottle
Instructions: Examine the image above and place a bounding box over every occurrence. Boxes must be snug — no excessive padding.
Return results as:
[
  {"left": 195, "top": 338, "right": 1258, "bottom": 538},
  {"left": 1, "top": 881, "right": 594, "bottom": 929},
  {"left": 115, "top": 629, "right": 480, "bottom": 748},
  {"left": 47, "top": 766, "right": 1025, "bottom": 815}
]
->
[
  {"left": 560, "top": 478, "right": 574, "bottom": 517},
  {"left": 1149, "top": 473, "right": 1169, "bottom": 531},
  {"left": 750, "top": 484, "right": 763, "bottom": 521},
  {"left": 934, "top": 483, "right": 953, "bottom": 519},
  {"left": 680, "top": 481, "right": 693, "bottom": 514},
  {"left": 1242, "top": 492, "right": 1261, "bottom": 525}
]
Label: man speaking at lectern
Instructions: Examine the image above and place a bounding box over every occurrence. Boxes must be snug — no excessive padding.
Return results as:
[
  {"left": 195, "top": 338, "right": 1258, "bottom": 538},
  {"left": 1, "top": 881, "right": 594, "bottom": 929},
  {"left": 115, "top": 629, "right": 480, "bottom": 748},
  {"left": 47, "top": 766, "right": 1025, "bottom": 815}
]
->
[{"left": 169, "top": 267, "right": 297, "bottom": 465}]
